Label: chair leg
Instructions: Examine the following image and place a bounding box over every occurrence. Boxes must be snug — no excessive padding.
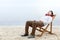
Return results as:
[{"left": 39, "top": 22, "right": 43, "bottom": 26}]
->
[
  {"left": 40, "top": 24, "right": 50, "bottom": 36},
  {"left": 49, "top": 22, "right": 52, "bottom": 34},
  {"left": 36, "top": 23, "right": 53, "bottom": 37},
  {"left": 36, "top": 29, "right": 43, "bottom": 32},
  {"left": 41, "top": 28, "right": 50, "bottom": 32}
]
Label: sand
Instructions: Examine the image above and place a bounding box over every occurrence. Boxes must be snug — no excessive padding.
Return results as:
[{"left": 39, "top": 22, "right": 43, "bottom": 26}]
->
[{"left": 0, "top": 26, "right": 60, "bottom": 40}]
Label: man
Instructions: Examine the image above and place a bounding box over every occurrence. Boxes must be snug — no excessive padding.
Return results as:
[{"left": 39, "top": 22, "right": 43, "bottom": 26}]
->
[{"left": 21, "top": 10, "right": 56, "bottom": 38}]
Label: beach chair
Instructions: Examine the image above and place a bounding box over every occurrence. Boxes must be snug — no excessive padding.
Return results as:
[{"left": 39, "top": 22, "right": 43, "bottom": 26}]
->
[{"left": 36, "top": 15, "right": 56, "bottom": 37}]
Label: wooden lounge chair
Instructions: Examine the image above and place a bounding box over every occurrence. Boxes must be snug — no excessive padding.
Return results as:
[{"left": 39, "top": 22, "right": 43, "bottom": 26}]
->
[{"left": 36, "top": 15, "right": 56, "bottom": 37}]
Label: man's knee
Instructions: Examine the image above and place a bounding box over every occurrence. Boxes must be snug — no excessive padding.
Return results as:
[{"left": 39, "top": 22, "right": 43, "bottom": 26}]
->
[
  {"left": 26, "top": 21, "right": 31, "bottom": 25},
  {"left": 26, "top": 21, "right": 30, "bottom": 24}
]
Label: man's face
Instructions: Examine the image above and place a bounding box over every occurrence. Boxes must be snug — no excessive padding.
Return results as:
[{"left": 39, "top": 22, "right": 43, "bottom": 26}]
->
[{"left": 48, "top": 11, "right": 52, "bottom": 16}]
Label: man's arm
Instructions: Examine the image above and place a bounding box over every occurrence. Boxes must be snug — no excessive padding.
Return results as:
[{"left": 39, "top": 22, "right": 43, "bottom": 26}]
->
[{"left": 52, "top": 14, "right": 56, "bottom": 20}]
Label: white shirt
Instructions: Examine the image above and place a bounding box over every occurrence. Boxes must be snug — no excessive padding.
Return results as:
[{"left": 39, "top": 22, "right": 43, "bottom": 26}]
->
[{"left": 40, "top": 16, "right": 52, "bottom": 25}]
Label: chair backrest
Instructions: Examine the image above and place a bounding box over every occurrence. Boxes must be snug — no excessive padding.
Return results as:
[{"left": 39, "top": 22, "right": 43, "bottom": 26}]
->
[{"left": 52, "top": 14, "right": 56, "bottom": 21}]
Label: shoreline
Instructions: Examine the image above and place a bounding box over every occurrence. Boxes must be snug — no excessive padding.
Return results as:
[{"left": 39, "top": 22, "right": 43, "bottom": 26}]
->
[{"left": 0, "top": 25, "right": 59, "bottom": 28}]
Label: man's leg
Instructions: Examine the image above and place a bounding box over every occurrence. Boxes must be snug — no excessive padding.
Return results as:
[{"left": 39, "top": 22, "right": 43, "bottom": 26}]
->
[
  {"left": 21, "top": 21, "right": 33, "bottom": 36},
  {"left": 25, "top": 21, "right": 30, "bottom": 35},
  {"left": 28, "top": 25, "right": 36, "bottom": 38},
  {"left": 28, "top": 21, "right": 44, "bottom": 38},
  {"left": 28, "top": 21, "right": 37, "bottom": 38},
  {"left": 31, "top": 24, "right": 36, "bottom": 36}
]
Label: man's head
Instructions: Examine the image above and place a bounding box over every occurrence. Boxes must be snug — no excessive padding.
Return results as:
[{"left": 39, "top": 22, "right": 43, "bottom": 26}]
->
[
  {"left": 48, "top": 10, "right": 53, "bottom": 16},
  {"left": 45, "top": 10, "right": 56, "bottom": 20}
]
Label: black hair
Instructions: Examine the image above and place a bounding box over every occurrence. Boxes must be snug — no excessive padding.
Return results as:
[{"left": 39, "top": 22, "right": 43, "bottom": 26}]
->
[{"left": 50, "top": 10, "right": 54, "bottom": 17}]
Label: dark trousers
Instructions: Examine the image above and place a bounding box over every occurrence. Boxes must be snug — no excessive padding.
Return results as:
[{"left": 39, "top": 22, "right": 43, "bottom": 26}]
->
[{"left": 25, "top": 21, "right": 44, "bottom": 35}]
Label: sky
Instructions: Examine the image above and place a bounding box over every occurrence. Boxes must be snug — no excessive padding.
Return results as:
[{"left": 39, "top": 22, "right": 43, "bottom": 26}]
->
[{"left": 0, "top": 0, "right": 60, "bottom": 26}]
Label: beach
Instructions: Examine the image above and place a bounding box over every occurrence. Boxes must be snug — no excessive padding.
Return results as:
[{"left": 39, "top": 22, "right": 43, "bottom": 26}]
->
[{"left": 0, "top": 26, "right": 60, "bottom": 40}]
